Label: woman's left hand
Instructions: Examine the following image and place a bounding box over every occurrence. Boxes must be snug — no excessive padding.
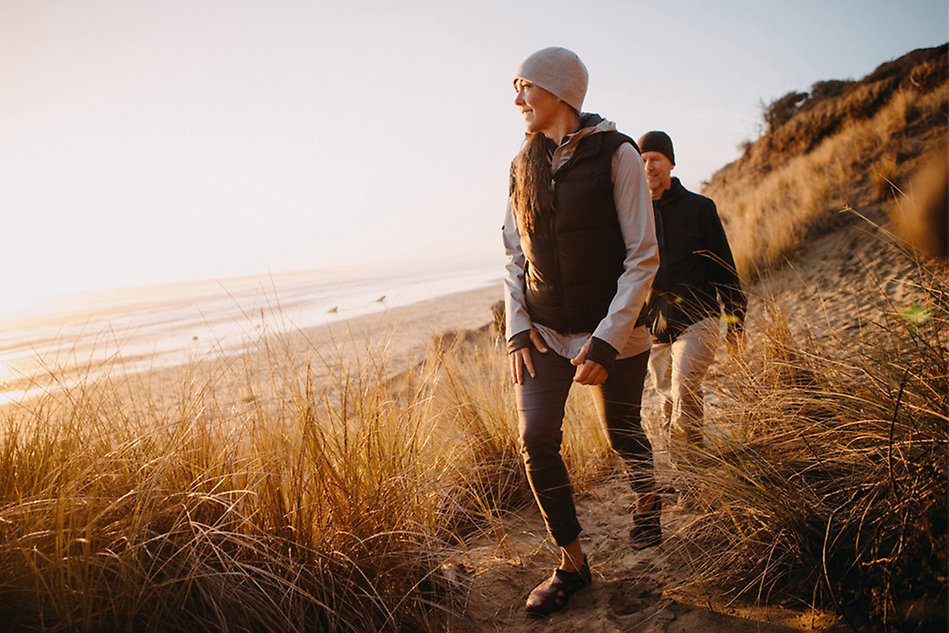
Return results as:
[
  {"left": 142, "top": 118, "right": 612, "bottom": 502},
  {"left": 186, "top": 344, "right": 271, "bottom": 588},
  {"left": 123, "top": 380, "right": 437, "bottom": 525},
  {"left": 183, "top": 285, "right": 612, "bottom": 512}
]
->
[{"left": 570, "top": 338, "right": 608, "bottom": 385}]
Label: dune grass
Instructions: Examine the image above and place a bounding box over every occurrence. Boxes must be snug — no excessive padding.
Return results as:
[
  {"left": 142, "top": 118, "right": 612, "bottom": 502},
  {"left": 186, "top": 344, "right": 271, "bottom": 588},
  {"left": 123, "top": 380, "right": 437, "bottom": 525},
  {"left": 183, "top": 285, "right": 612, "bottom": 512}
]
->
[
  {"left": 0, "top": 254, "right": 949, "bottom": 631},
  {"left": 3, "top": 249, "right": 943, "bottom": 631},
  {"left": 670, "top": 243, "right": 947, "bottom": 630},
  {"left": 704, "top": 48, "right": 947, "bottom": 283},
  {"left": 0, "top": 319, "right": 616, "bottom": 632},
  {"left": 663, "top": 45, "right": 949, "bottom": 631},
  {"left": 2, "top": 256, "right": 943, "bottom": 631}
]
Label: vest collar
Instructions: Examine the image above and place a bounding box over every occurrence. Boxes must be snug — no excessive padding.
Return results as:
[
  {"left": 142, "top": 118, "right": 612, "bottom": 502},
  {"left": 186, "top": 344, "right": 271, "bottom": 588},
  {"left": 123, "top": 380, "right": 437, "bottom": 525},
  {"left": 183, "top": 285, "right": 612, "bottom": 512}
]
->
[{"left": 552, "top": 114, "right": 614, "bottom": 175}]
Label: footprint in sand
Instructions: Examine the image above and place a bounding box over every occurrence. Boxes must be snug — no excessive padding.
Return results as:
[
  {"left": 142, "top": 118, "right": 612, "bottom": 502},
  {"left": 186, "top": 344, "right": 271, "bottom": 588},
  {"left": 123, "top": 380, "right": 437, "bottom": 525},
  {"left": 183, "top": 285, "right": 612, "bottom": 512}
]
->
[{"left": 607, "top": 577, "right": 662, "bottom": 616}]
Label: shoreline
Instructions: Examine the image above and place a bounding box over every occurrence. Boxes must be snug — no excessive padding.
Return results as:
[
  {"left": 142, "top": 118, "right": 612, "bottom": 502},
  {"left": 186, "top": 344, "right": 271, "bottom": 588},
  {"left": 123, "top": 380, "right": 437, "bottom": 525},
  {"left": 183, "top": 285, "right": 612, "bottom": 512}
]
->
[{"left": 1, "top": 282, "right": 503, "bottom": 413}]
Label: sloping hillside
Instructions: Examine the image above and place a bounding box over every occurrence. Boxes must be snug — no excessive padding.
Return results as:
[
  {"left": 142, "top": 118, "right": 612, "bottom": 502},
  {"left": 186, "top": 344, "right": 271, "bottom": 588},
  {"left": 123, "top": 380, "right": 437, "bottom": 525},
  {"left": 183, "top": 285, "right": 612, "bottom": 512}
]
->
[
  {"left": 703, "top": 44, "right": 947, "bottom": 284},
  {"left": 686, "top": 44, "right": 948, "bottom": 630}
]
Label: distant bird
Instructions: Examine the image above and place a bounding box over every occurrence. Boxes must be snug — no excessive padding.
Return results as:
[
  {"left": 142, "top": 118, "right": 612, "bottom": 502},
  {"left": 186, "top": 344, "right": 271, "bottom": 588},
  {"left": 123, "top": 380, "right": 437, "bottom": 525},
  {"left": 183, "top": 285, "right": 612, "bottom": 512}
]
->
[
  {"left": 327, "top": 306, "right": 338, "bottom": 314},
  {"left": 376, "top": 295, "right": 386, "bottom": 303}
]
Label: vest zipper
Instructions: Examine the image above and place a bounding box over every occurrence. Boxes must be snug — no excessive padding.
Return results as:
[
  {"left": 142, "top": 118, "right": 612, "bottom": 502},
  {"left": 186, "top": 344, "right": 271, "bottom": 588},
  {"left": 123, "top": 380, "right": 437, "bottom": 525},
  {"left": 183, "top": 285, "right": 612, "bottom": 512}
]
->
[{"left": 548, "top": 179, "right": 570, "bottom": 331}]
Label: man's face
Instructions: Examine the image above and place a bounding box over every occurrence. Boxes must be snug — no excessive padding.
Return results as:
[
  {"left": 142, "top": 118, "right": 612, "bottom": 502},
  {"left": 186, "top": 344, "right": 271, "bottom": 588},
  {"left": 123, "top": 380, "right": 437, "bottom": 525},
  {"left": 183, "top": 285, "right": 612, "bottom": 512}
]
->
[{"left": 642, "top": 151, "right": 674, "bottom": 196}]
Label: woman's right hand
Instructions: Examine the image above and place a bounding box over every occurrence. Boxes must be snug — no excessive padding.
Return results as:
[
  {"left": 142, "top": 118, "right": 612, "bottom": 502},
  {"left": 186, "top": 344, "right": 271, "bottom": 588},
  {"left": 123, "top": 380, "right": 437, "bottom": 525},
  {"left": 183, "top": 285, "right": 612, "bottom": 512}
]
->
[{"left": 510, "top": 329, "right": 549, "bottom": 385}]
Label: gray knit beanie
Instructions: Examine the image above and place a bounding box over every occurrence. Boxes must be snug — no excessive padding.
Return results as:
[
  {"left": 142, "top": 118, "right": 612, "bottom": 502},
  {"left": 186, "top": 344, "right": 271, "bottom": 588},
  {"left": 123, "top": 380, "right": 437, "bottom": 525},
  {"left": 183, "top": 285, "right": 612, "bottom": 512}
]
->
[
  {"left": 638, "top": 131, "right": 676, "bottom": 165},
  {"left": 513, "top": 47, "right": 588, "bottom": 113}
]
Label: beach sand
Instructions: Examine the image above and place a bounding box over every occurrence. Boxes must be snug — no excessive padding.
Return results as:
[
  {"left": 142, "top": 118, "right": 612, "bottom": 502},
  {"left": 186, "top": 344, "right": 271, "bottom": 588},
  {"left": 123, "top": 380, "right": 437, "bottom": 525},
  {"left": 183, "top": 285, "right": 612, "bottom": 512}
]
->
[{"left": 1, "top": 282, "right": 504, "bottom": 417}]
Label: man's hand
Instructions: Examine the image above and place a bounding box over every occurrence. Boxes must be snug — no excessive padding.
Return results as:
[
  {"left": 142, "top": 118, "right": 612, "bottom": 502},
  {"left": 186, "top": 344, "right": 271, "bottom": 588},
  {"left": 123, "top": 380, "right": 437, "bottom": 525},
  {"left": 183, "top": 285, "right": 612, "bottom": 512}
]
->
[
  {"left": 510, "top": 329, "right": 548, "bottom": 385},
  {"left": 570, "top": 337, "right": 608, "bottom": 385}
]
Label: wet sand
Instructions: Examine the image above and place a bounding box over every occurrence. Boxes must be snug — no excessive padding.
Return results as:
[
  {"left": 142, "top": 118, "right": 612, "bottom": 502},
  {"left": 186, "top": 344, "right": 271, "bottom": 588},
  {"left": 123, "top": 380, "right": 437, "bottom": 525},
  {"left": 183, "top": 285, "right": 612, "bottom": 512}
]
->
[{"left": 1, "top": 282, "right": 503, "bottom": 415}]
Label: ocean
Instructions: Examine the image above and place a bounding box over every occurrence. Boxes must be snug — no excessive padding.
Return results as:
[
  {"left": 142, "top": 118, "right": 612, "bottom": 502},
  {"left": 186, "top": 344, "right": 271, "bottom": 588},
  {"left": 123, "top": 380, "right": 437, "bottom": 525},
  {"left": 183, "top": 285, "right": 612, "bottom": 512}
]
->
[{"left": 0, "top": 261, "right": 501, "bottom": 406}]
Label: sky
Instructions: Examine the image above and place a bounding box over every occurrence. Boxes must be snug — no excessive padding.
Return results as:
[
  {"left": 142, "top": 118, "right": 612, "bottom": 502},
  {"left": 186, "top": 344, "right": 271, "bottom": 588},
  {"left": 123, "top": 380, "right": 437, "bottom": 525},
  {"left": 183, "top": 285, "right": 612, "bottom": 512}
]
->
[{"left": 2, "top": 0, "right": 946, "bottom": 316}]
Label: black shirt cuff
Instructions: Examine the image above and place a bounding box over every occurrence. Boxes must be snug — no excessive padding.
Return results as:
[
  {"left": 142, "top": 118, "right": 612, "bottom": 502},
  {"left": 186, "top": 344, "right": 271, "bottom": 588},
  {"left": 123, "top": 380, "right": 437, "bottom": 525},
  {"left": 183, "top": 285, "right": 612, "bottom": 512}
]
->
[
  {"left": 507, "top": 329, "right": 532, "bottom": 354},
  {"left": 586, "top": 337, "right": 619, "bottom": 374}
]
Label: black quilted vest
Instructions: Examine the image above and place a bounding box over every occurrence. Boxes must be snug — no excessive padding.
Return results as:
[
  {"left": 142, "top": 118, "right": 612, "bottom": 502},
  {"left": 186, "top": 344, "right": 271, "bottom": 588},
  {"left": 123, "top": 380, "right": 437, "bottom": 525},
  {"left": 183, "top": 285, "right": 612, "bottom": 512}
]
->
[{"left": 518, "top": 131, "right": 637, "bottom": 333}]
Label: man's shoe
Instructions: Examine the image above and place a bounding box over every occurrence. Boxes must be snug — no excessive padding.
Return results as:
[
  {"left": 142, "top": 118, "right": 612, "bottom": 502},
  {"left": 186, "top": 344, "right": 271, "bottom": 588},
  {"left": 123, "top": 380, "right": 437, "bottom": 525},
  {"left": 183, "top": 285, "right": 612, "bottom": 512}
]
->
[
  {"left": 629, "top": 495, "right": 663, "bottom": 550},
  {"left": 525, "top": 555, "right": 591, "bottom": 616},
  {"left": 629, "top": 516, "right": 662, "bottom": 550}
]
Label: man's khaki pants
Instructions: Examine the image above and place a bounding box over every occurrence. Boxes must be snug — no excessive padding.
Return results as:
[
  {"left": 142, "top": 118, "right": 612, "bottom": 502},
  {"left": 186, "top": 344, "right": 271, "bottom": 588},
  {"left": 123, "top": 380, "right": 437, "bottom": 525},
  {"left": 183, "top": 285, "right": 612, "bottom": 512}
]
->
[{"left": 647, "top": 317, "right": 720, "bottom": 466}]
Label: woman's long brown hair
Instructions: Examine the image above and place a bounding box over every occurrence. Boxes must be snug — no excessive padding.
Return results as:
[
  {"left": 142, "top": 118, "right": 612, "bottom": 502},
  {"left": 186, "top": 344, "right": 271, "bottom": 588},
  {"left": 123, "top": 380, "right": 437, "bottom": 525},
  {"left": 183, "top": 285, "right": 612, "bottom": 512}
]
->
[{"left": 511, "top": 133, "right": 557, "bottom": 235}]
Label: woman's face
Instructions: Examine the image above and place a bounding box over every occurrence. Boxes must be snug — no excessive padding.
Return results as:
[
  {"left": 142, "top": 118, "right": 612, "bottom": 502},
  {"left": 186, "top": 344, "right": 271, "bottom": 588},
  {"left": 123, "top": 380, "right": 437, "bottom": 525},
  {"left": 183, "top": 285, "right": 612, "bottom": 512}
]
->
[{"left": 514, "top": 79, "right": 563, "bottom": 135}]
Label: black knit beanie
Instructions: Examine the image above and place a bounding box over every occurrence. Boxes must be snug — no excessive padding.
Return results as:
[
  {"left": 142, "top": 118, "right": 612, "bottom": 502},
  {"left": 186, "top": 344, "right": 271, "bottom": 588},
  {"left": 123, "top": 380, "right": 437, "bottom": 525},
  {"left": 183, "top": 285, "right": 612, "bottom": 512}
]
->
[{"left": 638, "top": 131, "right": 675, "bottom": 165}]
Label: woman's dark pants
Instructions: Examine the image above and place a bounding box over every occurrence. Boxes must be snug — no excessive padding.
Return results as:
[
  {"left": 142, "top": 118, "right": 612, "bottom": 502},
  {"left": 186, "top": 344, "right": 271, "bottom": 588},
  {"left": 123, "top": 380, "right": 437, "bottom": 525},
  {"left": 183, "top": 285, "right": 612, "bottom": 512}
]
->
[{"left": 515, "top": 348, "right": 654, "bottom": 547}]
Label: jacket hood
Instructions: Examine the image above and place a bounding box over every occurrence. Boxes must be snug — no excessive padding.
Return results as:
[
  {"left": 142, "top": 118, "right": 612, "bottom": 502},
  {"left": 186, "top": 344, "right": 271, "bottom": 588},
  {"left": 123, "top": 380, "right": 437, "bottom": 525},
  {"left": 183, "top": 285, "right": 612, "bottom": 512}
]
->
[
  {"left": 578, "top": 112, "right": 609, "bottom": 131},
  {"left": 552, "top": 112, "right": 617, "bottom": 174}
]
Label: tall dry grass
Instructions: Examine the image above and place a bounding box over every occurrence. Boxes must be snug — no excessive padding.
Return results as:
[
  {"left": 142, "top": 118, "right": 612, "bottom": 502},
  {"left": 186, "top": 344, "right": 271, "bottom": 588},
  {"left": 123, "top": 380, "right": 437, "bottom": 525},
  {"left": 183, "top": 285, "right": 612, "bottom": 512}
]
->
[
  {"left": 0, "top": 319, "right": 613, "bottom": 631},
  {"left": 705, "top": 64, "right": 947, "bottom": 283},
  {"left": 671, "top": 241, "right": 947, "bottom": 630}
]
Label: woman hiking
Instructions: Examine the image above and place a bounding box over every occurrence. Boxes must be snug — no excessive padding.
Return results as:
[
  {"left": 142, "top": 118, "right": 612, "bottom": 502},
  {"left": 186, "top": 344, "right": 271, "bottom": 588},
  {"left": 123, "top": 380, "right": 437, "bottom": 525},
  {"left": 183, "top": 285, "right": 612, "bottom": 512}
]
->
[{"left": 502, "top": 46, "right": 662, "bottom": 616}]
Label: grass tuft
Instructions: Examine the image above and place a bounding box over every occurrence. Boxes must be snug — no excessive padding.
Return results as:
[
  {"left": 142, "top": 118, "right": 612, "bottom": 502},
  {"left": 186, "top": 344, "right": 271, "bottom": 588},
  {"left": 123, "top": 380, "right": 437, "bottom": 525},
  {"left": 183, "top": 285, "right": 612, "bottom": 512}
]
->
[{"left": 671, "top": 245, "right": 947, "bottom": 630}]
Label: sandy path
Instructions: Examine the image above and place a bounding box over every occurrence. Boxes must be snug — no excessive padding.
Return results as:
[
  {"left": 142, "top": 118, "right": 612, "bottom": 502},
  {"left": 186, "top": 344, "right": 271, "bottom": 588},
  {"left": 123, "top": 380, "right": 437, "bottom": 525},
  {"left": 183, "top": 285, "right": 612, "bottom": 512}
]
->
[{"left": 456, "top": 476, "right": 838, "bottom": 633}]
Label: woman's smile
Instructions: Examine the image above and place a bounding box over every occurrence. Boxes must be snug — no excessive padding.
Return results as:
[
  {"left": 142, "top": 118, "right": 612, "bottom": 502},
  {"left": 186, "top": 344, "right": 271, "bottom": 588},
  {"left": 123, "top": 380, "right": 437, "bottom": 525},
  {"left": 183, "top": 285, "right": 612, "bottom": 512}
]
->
[{"left": 514, "top": 79, "right": 560, "bottom": 135}]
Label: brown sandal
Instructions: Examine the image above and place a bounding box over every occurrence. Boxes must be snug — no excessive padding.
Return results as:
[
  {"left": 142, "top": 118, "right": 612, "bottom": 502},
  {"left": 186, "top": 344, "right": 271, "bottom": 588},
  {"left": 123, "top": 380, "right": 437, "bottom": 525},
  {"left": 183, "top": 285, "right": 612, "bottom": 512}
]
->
[{"left": 525, "top": 556, "right": 591, "bottom": 616}]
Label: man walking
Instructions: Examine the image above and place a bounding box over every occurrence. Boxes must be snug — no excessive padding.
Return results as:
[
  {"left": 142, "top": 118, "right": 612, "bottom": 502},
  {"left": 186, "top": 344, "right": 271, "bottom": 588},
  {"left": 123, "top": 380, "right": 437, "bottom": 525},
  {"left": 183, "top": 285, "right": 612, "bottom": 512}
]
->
[{"left": 638, "top": 130, "right": 746, "bottom": 468}]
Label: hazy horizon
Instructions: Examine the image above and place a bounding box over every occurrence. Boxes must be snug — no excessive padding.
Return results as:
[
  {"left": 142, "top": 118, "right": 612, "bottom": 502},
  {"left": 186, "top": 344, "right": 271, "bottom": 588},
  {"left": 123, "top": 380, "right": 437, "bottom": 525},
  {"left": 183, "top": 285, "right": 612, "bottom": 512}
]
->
[
  {"left": 0, "top": 258, "right": 502, "bottom": 405},
  {"left": 3, "top": 0, "right": 946, "bottom": 315},
  {"left": 0, "top": 249, "right": 498, "bottom": 323}
]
